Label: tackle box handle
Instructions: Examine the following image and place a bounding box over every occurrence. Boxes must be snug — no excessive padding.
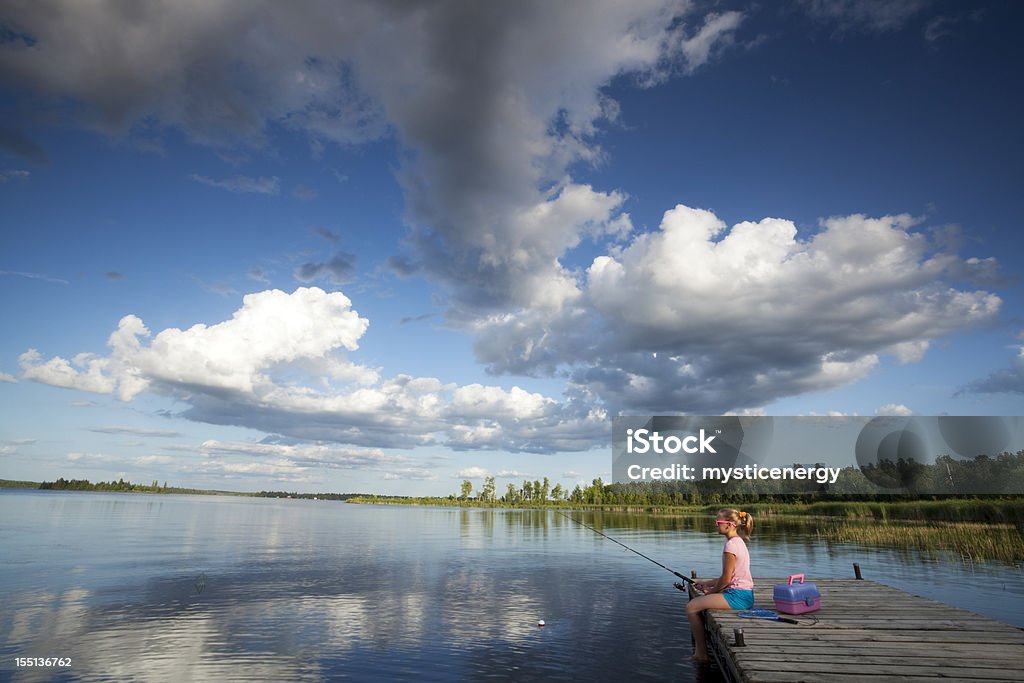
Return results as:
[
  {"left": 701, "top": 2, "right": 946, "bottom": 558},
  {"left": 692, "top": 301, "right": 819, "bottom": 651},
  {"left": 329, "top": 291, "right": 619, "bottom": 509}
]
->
[{"left": 788, "top": 574, "right": 805, "bottom": 584}]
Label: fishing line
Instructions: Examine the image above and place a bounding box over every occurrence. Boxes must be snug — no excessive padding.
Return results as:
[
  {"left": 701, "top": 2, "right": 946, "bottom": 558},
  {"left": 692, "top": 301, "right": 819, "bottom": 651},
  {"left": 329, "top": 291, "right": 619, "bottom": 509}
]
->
[{"left": 556, "top": 510, "right": 694, "bottom": 584}]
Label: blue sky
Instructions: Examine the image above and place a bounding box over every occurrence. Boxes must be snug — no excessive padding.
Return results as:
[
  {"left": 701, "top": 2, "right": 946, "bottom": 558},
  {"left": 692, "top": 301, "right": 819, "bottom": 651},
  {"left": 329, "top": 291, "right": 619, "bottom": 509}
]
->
[{"left": 2, "top": 0, "right": 1023, "bottom": 495}]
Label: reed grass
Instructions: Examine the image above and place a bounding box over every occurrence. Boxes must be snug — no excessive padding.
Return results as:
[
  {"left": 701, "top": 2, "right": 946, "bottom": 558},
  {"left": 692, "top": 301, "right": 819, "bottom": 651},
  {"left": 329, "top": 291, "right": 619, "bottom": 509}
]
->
[
  {"left": 814, "top": 520, "right": 1024, "bottom": 564},
  {"left": 740, "top": 499, "right": 1024, "bottom": 525}
]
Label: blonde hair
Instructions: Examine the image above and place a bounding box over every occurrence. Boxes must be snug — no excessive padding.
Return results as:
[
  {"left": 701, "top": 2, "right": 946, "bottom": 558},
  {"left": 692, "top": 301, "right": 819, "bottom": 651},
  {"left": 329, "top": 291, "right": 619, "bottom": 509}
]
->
[{"left": 719, "top": 507, "right": 754, "bottom": 539}]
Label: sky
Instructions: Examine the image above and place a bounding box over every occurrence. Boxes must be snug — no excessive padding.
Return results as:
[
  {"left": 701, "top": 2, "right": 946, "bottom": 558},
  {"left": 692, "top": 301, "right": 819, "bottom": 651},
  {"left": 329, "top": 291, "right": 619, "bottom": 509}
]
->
[{"left": 2, "top": 0, "right": 1023, "bottom": 496}]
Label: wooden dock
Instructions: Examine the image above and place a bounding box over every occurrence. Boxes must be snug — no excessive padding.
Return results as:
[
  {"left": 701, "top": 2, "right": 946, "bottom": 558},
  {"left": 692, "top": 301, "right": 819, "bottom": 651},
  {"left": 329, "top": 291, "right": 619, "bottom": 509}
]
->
[{"left": 689, "top": 574, "right": 1024, "bottom": 682}]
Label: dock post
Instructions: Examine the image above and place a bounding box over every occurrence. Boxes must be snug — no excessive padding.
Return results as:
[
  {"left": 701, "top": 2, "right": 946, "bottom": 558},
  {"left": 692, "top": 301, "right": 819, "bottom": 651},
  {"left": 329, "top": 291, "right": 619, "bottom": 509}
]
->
[
  {"left": 734, "top": 628, "right": 745, "bottom": 647},
  {"left": 853, "top": 562, "right": 863, "bottom": 580}
]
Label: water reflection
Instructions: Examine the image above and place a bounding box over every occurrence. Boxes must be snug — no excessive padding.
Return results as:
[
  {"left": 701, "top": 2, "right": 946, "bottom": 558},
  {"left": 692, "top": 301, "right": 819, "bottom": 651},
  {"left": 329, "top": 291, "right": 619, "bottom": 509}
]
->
[
  {"left": 568, "top": 510, "right": 1024, "bottom": 626},
  {"left": 2, "top": 492, "right": 1023, "bottom": 682},
  {"left": 2, "top": 494, "right": 710, "bottom": 681}
]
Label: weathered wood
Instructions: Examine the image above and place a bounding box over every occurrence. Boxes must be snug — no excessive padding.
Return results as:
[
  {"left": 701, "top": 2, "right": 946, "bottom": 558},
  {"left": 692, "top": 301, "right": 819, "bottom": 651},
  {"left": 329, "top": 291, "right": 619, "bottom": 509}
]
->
[
  {"left": 735, "top": 643, "right": 1024, "bottom": 658},
  {"left": 733, "top": 653, "right": 1024, "bottom": 667},
  {"left": 731, "top": 630, "right": 1024, "bottom": 644},
  {"left": 748, "top": 674, "right": 1013, "bottom": 683},
  {"left": 738, "top": 662, "right": 1021, "bottom": 681},
  {"left": 690, "top": 577, "right": 1024, "bottom": 683}
]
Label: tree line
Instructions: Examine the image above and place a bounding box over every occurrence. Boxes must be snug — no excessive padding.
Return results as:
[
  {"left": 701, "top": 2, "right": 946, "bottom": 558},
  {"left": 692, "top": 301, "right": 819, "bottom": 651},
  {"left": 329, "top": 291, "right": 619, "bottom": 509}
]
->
[
  {"left": 350, "top": 450, "right": 1024, "bottom": 509},
  {"left": 26, "top": 450, "right": 1024, "bottom": 509},
  {"left": 39, "top": 477, "right": 171, "bottom": 492},
  {"left": 35, "top": 477, "right": 238, "bottom": 496}
]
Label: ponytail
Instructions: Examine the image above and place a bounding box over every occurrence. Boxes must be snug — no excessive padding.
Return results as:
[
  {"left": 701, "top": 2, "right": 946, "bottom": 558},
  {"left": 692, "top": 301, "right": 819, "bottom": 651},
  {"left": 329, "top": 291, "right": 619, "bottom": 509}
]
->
[{"left": 719, "top": 507, "right": 754, "bottom": 539}]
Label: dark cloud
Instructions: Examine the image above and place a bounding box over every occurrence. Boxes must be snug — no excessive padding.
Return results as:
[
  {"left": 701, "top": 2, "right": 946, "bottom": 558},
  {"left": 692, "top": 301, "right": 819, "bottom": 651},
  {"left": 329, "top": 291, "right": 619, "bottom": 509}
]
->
[
  {"left": 0, "top": 128, "right": 47, "bottom": 162},
  {"left": 961, "top": 369, "right": 1024, "bottom": 395},
  {"left": 0, "top": 1, "right": 735, "bottom": 316},
  {"left": 7, "top": 1, "right": 1002, "bottom": 423},
  {"left": 386, "top": 255, "right": 420, "bottom": 278},
  {"left": 960, "top": 344, "right": 1024, "bottom": 396},
  {"left": 177, "top": 389, "right": 605, "bottom": 454},
  {"left": 311, "top": 227, "right": 339, "bottom": 243},
  {"left": 0, "top": 1, "right": 390, "bottom": 144},
  {"left": 294, "top": 252, "right": 357, "bottom": 285},
  {"left": 247, "top": 266, "right": 269, "bottom": 283}
]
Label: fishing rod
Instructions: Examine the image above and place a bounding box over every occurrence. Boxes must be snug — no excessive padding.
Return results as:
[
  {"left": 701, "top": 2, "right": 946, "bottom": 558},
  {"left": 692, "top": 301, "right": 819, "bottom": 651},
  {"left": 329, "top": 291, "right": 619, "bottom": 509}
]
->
[
  {"left": 738, "top": 609, "right": 800, "bottom": 625},
  {"left": 556, "top": 510, "right": 694, "bottom": 585}
]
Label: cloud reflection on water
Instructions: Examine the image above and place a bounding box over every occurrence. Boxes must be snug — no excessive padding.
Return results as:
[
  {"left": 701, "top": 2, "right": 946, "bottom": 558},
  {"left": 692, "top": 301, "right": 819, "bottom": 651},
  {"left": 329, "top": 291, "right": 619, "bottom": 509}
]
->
[{"left": 2, "top": 498, "right": 703, "bottom": 681}]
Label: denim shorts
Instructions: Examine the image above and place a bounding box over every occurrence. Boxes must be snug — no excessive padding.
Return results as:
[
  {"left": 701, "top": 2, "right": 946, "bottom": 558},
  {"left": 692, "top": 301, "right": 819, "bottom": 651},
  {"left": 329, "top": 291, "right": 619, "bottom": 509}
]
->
[{"left": 722, "top": 589, "right": 755, "bottom": 610}]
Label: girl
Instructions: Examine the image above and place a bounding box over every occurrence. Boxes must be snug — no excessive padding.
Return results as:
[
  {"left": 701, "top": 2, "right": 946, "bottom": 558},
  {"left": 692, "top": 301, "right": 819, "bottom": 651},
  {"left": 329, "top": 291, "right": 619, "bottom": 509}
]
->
[{"left": 680, "top": 508, "right": 755, "bottom": 664}]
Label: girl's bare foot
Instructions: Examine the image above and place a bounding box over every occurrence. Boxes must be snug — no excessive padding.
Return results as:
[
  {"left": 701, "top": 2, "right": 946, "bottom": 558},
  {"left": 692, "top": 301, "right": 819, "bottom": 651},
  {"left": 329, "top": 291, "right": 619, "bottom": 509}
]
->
[{"left": 690, "top": 653, "right": 710, "bottom": 664}]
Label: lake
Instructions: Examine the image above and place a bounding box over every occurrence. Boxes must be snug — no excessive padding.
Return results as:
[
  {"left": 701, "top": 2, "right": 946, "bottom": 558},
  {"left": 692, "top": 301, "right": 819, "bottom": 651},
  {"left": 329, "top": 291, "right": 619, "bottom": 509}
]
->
[{"left": 2, "top": 490, "right": 1022, "bottom": 682}]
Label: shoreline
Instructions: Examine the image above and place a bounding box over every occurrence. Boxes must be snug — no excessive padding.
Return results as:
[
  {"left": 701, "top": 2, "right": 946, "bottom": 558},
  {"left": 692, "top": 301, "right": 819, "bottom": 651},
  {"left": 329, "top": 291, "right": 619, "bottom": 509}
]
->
[
  {"left": 4, "top": 478, "right": 1021, "bottom": 524},
  {"left": 5, "top": 484, "right": 1021, "bottom": 561},
  {"left": 345, "top": 495, "right": 1024, "bottom": 524}
]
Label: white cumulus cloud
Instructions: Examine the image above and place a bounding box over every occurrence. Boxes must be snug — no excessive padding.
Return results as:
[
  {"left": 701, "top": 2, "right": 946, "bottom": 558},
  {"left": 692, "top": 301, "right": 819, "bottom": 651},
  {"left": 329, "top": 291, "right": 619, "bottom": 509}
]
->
[
  {"left": 20, "top": 287, "right": 607, "bottom": 454},
  {"left": 876, "top": 403, "right": 913, "bottom": 416},
  {"left": 454, "top": 467, "right": 490, "bottom": 479},
  {"left": 473, "top": 205, "right": 1000, "bottom": 414}
]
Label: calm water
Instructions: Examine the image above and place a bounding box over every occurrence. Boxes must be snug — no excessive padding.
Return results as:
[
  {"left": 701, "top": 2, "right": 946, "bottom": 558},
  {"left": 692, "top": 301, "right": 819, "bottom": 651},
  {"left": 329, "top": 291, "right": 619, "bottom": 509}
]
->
[{"left": 1, "top": 491, "right": 1022, "bottom": 682}]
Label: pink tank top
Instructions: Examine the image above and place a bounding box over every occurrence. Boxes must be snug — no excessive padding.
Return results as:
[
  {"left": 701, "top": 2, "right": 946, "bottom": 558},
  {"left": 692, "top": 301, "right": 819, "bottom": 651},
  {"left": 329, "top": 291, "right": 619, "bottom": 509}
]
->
[{"left": 723, "top": 536, "right": 753, "bottom": 590}]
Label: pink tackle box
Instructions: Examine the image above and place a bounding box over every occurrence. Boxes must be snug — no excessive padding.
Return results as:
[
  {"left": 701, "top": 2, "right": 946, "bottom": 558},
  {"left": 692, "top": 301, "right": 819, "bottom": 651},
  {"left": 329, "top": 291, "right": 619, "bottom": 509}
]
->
[{"left": 773, "top": 574, "right": 821, "bottom": 615}]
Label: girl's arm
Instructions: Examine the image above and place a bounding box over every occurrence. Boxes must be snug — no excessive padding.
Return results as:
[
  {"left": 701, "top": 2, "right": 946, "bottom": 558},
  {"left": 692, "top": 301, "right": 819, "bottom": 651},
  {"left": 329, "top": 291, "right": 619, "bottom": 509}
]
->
[{"left": 703, "top": 552, "right": 736, "bottom": 594}]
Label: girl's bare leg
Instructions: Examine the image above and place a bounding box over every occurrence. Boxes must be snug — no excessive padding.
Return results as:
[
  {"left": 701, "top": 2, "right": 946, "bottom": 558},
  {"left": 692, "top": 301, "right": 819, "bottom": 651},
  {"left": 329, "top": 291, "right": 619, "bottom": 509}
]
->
[{"left": 686, "top": 593, "right": 733, "bottom": 663}]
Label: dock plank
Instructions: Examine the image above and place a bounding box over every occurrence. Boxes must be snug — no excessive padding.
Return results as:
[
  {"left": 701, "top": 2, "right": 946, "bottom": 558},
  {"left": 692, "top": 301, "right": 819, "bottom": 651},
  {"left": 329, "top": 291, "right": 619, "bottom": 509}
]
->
[
  {"left": 738, "top": 662, "right": 1022, "bottom": 681},
  {"left": 732, "top": 654, "right": 1023, "bottom": 669},
  {"left": 689, "top": 578, "right": 1024, "bottom": 683}
]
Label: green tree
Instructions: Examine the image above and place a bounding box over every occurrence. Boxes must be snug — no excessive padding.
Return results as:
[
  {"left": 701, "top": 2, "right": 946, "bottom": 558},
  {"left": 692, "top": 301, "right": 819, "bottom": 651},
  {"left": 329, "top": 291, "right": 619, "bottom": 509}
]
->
[
  {"left": 571, "top": 484, "right": 583, "bottom": 502},
  {"left": 481, "top": 476, "right": 496, "bottom": 502}
]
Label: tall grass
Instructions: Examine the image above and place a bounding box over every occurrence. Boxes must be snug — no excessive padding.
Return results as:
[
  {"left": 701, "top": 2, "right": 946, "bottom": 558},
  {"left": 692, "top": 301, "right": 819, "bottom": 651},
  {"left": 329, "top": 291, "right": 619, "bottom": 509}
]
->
[
  {"left": 813, "top": 520, "right": 1024, "bottom": 564},
  {"left": 738, "top": 499, "right": 1024, "bottom": 525}
]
